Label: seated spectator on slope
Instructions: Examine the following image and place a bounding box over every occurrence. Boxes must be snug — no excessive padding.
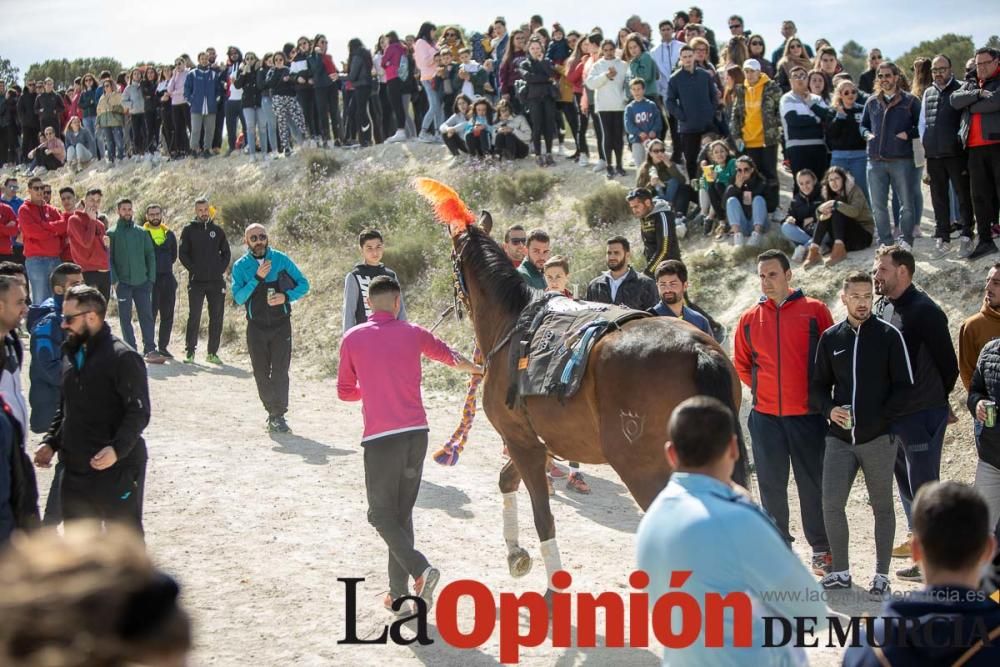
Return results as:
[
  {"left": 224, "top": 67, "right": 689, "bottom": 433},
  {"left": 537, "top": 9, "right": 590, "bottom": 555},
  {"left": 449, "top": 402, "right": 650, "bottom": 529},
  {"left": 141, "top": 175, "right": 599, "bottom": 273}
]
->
[
  {"left": 725, "top": 155, "right": 768, "bottom": 247},
  {"left": 440, "top": 95, "right": 472, "bottom": 165},
  {"left": 494, "top": 99, "right": 530, "bottom": 161},
  {"left": 699, "top": 138, "right": 736, "bottom": 234},
  {"left": 782, "top": 169, "right": 824, "bottom": 262},
  {"left": 803, "top": 166, "right": 874, "bottom": 268},
  {"left": 63, "top": 117, "right": 97, "bottom": 171},
  {"left": 637, "top": 138, "right": 695, "bottom": 228},
  {"left": 463, "top": 97, "right": 494, "bottom": 160},
  {"left": 26, "top": 127, "right": 65, "bottom": 175}
]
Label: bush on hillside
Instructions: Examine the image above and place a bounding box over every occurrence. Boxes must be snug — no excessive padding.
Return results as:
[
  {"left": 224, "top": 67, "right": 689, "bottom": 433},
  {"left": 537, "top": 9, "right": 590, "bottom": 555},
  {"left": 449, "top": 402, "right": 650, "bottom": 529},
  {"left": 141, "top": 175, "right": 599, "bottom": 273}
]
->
[
  {"left": 494, "top": 170, "right": 559, "bottom": 208},
  {"left": 574, "top": 182, "right": 631, "bottom": 228},
  {"left": 217, "top": 192, "right": 275, "bottom": 238},
  {"left": 303, "top": 150, "right": 341, "bottom": 181},
  {"left": 381, "top": 234, "right": 436, "bottom": 285},
  {"left": 276, "top": 199, "right": 331, "bottom": 244}
]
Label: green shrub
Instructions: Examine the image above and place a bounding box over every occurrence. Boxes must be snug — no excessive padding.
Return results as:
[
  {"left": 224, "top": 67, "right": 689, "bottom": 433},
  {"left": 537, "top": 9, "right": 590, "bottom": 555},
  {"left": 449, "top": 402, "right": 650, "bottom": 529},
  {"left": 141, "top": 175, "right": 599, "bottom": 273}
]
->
[
  {"left": 218, "top": 192, "right": 275, "bottom": 238},
  {"left": 276, "top": 199, "right": 331, "bottom": 243},
  {"left": 381, "top": 234, "right": 436, "bottom": 285},
  {"left": 302, "top": 150, "right": 341, "bottom": 181},
  {"left": 494, "top": 170, "right": 558, "bottom": 208},
  {"left": 574, "top": 182, "right": 631, "bottom": 228}
]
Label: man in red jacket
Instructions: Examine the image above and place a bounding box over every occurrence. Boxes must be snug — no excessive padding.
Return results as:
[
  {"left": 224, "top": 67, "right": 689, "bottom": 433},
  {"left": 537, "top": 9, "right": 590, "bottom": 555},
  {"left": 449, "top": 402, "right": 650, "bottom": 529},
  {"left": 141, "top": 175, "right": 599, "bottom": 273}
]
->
[
  {"left": 734, "top": 249, "right": 834, "bottom": 575},
  {"left": 67, "top": 188, "right": 110, "bottom": 301},
  {"left": 0, "top": 202, "right": 17, "bottom": 264},
  {"left": 17, "top": 177, "right": 65, "bottom": 304}
]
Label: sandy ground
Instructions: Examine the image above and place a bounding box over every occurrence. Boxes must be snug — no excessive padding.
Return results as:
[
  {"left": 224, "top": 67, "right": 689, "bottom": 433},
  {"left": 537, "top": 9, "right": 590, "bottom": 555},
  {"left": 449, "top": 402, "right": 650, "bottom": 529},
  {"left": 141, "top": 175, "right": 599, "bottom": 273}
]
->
[{"left": 26, "top": 333, "right": 976, "bottom": 667}]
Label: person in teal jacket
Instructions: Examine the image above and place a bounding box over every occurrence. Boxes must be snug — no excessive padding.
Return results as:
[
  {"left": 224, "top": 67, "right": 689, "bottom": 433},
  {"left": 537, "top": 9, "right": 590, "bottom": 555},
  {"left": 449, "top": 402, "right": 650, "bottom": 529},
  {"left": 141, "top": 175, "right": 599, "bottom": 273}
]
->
[
  {"left": 231, "top": 223, "right": 309, "bottom": 433},
  {"left": 108, "top": 200, "right": 163, "bottom": 363}
]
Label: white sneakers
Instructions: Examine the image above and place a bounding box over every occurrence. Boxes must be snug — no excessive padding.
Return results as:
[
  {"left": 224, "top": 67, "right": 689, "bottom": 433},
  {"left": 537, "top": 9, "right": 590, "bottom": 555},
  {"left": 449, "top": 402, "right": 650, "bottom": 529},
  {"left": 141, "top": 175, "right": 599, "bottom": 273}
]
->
[
  {"left": 385, "top": 129, "right": 407, "bottom": 144},
  {"left": 792, "top": 245, "right": 807, "bottom": 263},
  {"left": 958, "top": 236, "right": 975, "bottom": 258},
  {"left": 591, "top": 159, "right": 607, "bottom": 173},
  {"left": 417, "top": 131, "right": 436, "bottom": 144},
  {"left": 748, "top": 231, "right": 762, "bottom": 247},
  {"left": 897, "top": 240, "right": 913, "bottom": 253},
  {"left": 934, "top": 238, "right": 951, "bottom": 257},
  {"left": 675, "top": 221, "right": 688, "bottom": 239},
  {"left": 577, "top": 154, "right": 589, "bottom": 167},
  {"left": 732, "top": 232, "right": 745, "bottom": 247}
]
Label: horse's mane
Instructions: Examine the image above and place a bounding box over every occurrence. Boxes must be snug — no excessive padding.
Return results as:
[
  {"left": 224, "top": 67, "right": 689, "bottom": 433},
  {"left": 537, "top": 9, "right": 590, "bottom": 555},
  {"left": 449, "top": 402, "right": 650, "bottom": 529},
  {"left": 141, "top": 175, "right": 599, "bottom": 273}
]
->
[{"left": 460, "top": 225, "right": 531, "bottom": 317}]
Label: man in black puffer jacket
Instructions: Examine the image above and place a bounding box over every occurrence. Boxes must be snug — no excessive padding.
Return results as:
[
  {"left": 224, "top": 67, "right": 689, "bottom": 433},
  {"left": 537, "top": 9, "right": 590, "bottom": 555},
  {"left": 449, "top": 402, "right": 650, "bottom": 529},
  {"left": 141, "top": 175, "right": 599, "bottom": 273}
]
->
[
  {"left": 178, "top": 197, "right": 230, "bottom": 364},
  {"left": 967, "top": 336, "right": 1000, "bottom": 535}
]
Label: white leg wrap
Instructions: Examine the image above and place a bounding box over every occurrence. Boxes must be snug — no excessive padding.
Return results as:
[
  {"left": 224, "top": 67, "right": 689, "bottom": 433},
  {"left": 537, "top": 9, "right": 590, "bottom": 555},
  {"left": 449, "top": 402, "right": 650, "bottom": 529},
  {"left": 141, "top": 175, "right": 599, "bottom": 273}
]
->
[
  {"left": 540, "top": 538, "right": 564, "bottom": 589},
  {"left": 502, "top": 492, "right": 519, "bottom": 549}
]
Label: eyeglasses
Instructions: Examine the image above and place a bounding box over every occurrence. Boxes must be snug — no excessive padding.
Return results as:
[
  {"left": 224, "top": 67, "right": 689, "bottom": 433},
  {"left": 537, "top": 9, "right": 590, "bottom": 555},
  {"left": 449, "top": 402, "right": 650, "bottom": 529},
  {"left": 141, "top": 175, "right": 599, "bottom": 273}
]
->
[
  {"left": 249, "top": 233, "right": 267, "bottom": 242},
  {"left": 62, "top": 311, "right": 92, "bottom": 324},
  {"left": 508, "top": 238, "right": 527, "bottom": 245},
  {"left": 930, "top": 67, "right": 948, "bottom": 74},
  {"left": 976, "top": 58, "right": 997, "bottom": 67}
]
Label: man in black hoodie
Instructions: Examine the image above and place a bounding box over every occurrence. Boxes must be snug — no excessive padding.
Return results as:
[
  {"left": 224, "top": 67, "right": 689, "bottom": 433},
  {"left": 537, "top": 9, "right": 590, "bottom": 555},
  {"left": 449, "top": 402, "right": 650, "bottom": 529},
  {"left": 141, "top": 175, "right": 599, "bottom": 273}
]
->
[
  {"left": 178, "top": 198, "right": 230, "bottom": 364},
  {"left": 873, "top": 245, "right": 959, "bottom": 582},
  {"left": 843, "top": 481, "right": 1000, "bottom": 667},
  {"left": 810, "top": 270, "right": 913, "bottom": 597},
  {"left": 143, "top": 205, "right": 178, "bottom": 358},
  {"left": 34, "top": 285, "right": 150, "bottom": 533}
]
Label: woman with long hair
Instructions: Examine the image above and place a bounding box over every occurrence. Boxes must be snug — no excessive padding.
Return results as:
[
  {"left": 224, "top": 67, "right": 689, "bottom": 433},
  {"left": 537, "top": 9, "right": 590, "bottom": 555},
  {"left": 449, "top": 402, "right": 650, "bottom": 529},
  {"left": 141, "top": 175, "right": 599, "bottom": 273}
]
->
[
  {"left": 415, "top": 22, "right": 444, "bottom": 142},
  {"left": 520, "top": 36, "right": 558, "bottom": 167},
  {"left": 724, "top": 155, "right": 769, "bottom": 246},
  {"left": 291, "top": 36, "right": 318, "bottom": 144},
  {"left": 235, "top": 51, "right": 264, "bottom": 160},
  {"left": 808, "top": 69, "right": 831, "bottom": 104},
  {"left": 624, "top": 33, "right": 658, "bottom": 101},
  {"left": 440, "top": 94, "right": 471, "bottom": 162},
  {"left": 565, "top": 35, "right": 591, "bottom": 164},
  {"left": 721, "top": 35, "right": 749, "bottom": 69},
  {"left": 156, "top": 65, "right": 174, "bottom": 156},
  {"left": 95, "top": 79, "right": 125, "bottom": 163},
  {"left": 141, "top": 67, "right": 160, "bottom": 156},
  {"left": 776, "top": 38, "right": 813, "bottom": 92},
  {"left": 79, "top": 73, "right": 101, "bottom": 158},
  {"left": 722, "top": 64, "right": 745, "bottom": 120},
  {"left": 464, "top": 97, "right": 495, "bottom": 159},
  {"left": 637, "top": 138, "right": 693, "bottom": 221},
  {"left": 580, "top": 32, "right": 606, "bottom": 171},
  {"left": 438, "top": 26, "right": 466, "bottom": 61},
  {"left": 803, "top": 165, "right": 874, "bottom": 267},
  {"left": 121, "top": 68, "right": 146, "bottom": 160},
  {"left": 310, "top": 34, "right": 341, "bottom": 148},
  {"left": 258, "top": 53, "right": 279, "bottom": 154},
  {"left": 826, "top": 79, "right": 869, "bottom": 203},
  {"left": 747, "top": 35, "right": 775, "bottom": 78},
  {"left": 63, "top": 115, "right": 97, "bottom": 170},
  {"left": 586, "top": 39, "right": 628, "bottom": 178},
  {"left": 347, "top": 38, "right": 375, "bottom": 147},
  {"left": 498, "top": 29, "right": 528, "bottom": 111},
  {"left": 615, "top": 28, "right": 631, "bottom": 59},
  {"left": 372, "top": 34, "right": 393, "bottom": 142},
  {"left": 265, "top": 50, "right": 308, "bottom": 155},
  {"left": 494, "top": 98, "right": 530, "bottom": 160},
  {"left": 382, "top": 31, "right": 409, "bottom": 143},
  {"left": 165, "top": 58, "right": 190, "bottom": 157}
]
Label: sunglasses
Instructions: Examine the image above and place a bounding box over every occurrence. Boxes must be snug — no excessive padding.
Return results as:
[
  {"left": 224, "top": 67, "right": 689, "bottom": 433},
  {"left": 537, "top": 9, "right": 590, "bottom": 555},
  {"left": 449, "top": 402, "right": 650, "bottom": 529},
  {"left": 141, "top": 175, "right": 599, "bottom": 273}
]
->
[
  {"left": 508, "top": 238, "right": 527, "bottom": 245},
  {"left": 62, "top": 311, "right": 92, "bottom": 324},
  {"left": 876, "top": 73, "right": 894, "bottom": 79},
  {"left": 842, "top": 89, "right": 857, "bottom": 95},
  {"left": 249, "top": 233, "right": 267, "bottom": 242}
]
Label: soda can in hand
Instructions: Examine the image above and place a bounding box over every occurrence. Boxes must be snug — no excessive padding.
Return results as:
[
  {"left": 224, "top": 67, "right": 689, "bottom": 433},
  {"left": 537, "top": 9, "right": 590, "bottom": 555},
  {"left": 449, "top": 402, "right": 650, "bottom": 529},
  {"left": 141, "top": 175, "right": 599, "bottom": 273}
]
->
[{"left": 986, "top": 400, "right": 997, "bottom": 429}]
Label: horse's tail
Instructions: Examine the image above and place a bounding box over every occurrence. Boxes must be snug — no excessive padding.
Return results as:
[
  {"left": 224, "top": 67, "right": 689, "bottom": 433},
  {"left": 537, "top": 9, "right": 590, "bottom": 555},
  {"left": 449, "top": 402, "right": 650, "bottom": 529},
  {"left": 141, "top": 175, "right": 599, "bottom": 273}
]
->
[{"left": 694, "top": 346, "right": 752, "bottom": 489}]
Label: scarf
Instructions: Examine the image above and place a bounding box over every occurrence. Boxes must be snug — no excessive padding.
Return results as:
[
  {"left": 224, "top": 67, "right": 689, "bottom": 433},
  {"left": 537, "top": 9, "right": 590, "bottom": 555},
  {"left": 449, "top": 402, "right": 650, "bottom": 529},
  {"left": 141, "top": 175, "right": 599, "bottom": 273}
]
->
[{"left": 143, "top": 222, "right": 169, "bottom": 246}]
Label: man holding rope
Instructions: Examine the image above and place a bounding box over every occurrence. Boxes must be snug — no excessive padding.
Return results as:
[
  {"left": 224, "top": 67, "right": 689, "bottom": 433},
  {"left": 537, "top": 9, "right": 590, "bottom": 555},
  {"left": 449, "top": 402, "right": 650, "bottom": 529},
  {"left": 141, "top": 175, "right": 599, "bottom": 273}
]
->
[{"left": 337, "top": 275, "right": 481, "bottom": 615}]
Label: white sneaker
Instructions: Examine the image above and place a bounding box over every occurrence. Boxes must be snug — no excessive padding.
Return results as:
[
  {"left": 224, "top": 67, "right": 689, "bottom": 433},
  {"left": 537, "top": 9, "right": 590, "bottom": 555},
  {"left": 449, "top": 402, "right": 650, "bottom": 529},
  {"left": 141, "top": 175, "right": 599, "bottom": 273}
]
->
[
  {"left": 556, "top": 143, "right": 566, "bottom": 156},
  {"left": 417, "top": 131, "right": 436, "bottom": 144},
  {"left": 675, "top": 221, "right": 688, "bottom": 239},
  {"left": 732, "top": 232, "right": 745, "bottom": 247},
  {"left": 591, "top": 159, "right": 607, "bottom": 173},
  {"left": 577, "top": 154, "right": 589, "bottom": 167},
  {"left": 386, "top": 129, "right": 407, "bottom": 144},
  {"left": 792, "top": 245, "right": 807, "bottom": 263},
  {"left": 933, "top": 238, "right": 951, "bottom": 257},
  {"left": 958, "top": 236, "right": 974, "bottom": 258},
  {"left": 770, "top": 208, "right": 785, "bottom": 223},
  {"left": 748, "top": 231, "right": 762, "bottom": 247},
  {"left": 897, "top": 240, "right": 913, "bottom": 253}
]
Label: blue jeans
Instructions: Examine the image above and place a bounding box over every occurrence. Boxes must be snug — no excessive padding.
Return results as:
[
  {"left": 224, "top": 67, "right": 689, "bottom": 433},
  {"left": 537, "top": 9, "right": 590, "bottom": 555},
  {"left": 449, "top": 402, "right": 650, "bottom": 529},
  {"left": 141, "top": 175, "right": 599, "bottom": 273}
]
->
[
  {"left": 831, "top": 151, "right": 869, "bottom": 205},
  {"left": 892, "top": 165, "right": 924, "bottom": 233},
  {"left": 260, "top": 96, "right": 278, "bottom": 153},
  {"left": 83, "top": 116, "right": 100, "bottom": 158},
  {"left": 419, "top": 80, "right": 444, "bottom": 134},
  {"left": 25, "top": 256, "right": 61, "bottom": 304},
  {"left": 726, "top": 195, "right": 768, "bottom": 235},
  {"left": 781, "top": 221, "right": 812, "bottom": 246},
  {"left": 868, "top": 159, "right": 917, "bottom": 245},
  {"left": 100, "top": 126, "right": 125, "bottom": 161},
  {"left": 116, "top": 281, "right": 156, "bottom": 354},
  {"left": 242, "top": 107, "right": 261, "bottom": 156}
]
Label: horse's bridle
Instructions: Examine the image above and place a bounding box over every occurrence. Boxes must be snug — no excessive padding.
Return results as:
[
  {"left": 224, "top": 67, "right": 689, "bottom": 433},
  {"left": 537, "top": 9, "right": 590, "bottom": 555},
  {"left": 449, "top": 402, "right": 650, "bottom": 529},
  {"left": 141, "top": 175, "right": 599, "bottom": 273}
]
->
[{"left": 450, "top": 233, "right": 515, "bottom": 371}]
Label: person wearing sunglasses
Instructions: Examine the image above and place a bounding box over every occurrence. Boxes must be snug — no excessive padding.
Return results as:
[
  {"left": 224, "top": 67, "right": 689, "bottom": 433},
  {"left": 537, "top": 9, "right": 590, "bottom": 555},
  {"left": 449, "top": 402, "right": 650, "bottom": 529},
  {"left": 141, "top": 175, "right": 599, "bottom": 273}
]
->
[
  {"left": 951, "top": 47, "right": 1000, "bottom": 261},
  {"left": 826, "top": 80, "right": 870, "bottom": 206},
  {"left": 18, "top": 177, "right": 66, "bottom": 304},
  {"left": 858, "top": 48, "right": 883, "bottom": 96},
  {"left": 141, "top": 205, "right": 177, "bottom": 359},
  {"left": 725, "top": 156, "right": 769, "bottom": 246},
  {"left": 771, "top": 20, "right": 812, "bottom": 70},
  {"left": 780, "top": 66, "right": 829, "bottom": 190},
  {"left": 731, "top": 58, "right": 782, "bottom": 214},
  {"left": 232, "top": 223, "right": 309, "bottom": 434}
]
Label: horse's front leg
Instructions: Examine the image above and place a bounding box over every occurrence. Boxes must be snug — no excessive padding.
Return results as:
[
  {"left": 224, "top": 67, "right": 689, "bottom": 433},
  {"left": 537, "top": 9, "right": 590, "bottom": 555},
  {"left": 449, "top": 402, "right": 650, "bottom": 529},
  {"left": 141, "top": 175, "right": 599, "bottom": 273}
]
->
[
  {"left": 510, "top": 441, "right": 562, "bottom": 594},
  {"left": 499, "top": 455, "right": 532, "bottom": 577}
]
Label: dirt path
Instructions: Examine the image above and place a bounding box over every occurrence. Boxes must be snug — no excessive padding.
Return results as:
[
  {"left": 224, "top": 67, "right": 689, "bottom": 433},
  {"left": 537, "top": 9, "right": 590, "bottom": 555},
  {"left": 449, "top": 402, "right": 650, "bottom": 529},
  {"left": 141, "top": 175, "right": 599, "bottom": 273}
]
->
[{"left": 27, "top": 344, "right": 968, "bottom": 666}]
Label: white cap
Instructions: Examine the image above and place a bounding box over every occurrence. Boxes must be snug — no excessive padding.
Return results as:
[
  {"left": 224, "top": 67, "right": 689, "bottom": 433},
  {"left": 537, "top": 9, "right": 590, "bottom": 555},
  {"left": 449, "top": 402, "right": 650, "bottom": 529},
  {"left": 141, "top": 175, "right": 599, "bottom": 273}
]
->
[{"left": 742, "top": 58, "right": 762, "bottom": 71}]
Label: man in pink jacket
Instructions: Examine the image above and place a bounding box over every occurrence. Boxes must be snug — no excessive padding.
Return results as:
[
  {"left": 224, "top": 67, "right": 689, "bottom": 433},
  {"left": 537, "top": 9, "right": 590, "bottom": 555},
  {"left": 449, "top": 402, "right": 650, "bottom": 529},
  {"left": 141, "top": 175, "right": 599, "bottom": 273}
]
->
[{"left": 337, "top": 275, "right": 480, "bottom": 615}]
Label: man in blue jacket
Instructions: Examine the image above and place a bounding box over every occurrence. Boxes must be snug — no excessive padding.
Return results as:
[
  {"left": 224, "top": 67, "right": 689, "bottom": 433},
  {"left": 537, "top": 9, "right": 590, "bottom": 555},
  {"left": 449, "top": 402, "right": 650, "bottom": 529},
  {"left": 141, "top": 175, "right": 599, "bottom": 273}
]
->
[
  {"left": 665, "top": 45, "right": 718, "bottom": 179},
  {"left": 624, "top": 79, "right": 663, "bottom": 169},
  {"left": 232, "top": 224, "right": 309, "bottom": 433},
  {"left": 861, "top": 61, "right": 922, "bottom": 250},
  {"left": 184, "top": 51, "right": 225, "bottom": 158},
  {"left": 27, "top": 262, "right": 83, "bottom": 525}
]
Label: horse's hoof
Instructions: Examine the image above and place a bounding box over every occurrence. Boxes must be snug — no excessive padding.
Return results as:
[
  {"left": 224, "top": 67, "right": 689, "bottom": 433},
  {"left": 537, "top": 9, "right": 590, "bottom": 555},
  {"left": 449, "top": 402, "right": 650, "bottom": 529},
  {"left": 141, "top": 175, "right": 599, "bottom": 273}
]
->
[{"left": 507, "top": 547, "right": 532, "bottom": 578}]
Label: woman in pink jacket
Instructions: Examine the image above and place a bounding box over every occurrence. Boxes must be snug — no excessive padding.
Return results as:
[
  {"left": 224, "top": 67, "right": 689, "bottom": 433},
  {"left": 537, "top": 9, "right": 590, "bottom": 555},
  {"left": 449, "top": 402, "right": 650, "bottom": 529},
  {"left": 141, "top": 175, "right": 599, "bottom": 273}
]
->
[
  {"left": 414, "top": 22, "right": 443, "bottom": 143},
  {"left": 164, "top": 59, "right": 190, "bottom": 156}
]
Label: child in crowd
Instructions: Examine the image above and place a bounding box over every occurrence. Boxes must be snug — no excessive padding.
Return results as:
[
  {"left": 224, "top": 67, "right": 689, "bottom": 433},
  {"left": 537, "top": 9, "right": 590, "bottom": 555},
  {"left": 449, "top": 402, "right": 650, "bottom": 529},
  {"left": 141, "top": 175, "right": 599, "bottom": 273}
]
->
[
  {"left": 464, "top": 98, "right": 495, "bottom": 159},
  {"left": 781, "top": 169, "right": 823, "bottom": 262},
  {"left": 543, "top": 255, "right": 572, "bottom": 297},
  {"left": 457, "top": 48, "right": 490, "bottom": 99},
  {"left": 440, "top": 95, "right": 472, "bottom": 164},
  {"left": 342, "top": 228, "right": 407, "bottom": 333},
  {"left": 437, "top": 51, "right": 462, "bottom": 116},
  {"left": 699, "top": 139, "right": 736, "bottom": 235},
  {"left": 494, "top": 99, "right": 531, "bottom": 160},
  {"left": 546, "top": 24, "right": 571, "bottom": 64},
  {"left": 624, "top": 79, "right": 662, "bottom": 169}
]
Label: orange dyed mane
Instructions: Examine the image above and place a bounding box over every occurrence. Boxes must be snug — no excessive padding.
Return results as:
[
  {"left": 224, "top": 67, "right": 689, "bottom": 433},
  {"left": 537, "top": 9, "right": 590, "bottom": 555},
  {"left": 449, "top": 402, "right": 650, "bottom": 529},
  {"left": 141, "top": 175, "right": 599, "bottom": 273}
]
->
[{"left": 413, "top": 178, "right": 477, "bottom": 234}]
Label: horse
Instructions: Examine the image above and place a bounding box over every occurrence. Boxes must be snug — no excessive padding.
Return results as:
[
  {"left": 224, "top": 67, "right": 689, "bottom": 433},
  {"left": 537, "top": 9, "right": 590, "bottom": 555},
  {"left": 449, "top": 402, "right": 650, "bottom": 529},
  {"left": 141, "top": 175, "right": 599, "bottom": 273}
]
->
[{"left": 414, "top": 178, "right": 749, "bottom": 592}]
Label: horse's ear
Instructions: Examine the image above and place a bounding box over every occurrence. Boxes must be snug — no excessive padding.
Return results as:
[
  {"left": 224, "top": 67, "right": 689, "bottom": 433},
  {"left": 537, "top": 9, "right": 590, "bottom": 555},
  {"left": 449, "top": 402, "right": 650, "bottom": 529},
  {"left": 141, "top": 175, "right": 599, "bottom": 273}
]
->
[{"left": 479, "top": 210, "right": 494, "bottom": 236}]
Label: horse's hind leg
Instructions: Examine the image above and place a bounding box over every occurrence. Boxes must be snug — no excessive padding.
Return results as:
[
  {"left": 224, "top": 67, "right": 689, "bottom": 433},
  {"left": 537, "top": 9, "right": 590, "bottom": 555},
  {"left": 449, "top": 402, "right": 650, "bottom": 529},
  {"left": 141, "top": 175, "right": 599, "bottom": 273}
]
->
[{"left": 499, "top": 456, "right": 532, "bottom": 577}]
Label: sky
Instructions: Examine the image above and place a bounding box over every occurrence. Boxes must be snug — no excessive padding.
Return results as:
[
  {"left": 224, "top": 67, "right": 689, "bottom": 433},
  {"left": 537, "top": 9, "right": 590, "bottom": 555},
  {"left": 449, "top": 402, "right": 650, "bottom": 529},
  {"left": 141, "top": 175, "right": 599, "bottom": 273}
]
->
[{"left": 4, "top": 0, "right": 1000, "bottom": 78}]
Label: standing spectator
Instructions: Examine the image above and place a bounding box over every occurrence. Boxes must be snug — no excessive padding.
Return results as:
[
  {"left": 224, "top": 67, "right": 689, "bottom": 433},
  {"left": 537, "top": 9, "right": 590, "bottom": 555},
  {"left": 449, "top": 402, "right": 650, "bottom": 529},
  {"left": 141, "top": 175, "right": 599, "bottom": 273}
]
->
[
  {"left": 232, "top": 224, "right": 309, "bottom": 433},
  {"left": 346, "top": 39, "right": 375, "bottom": 148},
  {"left": 665, "top": 45, "right": 718, "bottom": 180},
  {"left": 141, "top": 67, "right": 160, "bottom": 158},
  {"left": 26, "top": 263, "right": 83, "bottom": 526},
  {"left": 184, "top": 53, "right": 224, "bottom": 159},
  {"left": 382, "top": 33, "right": 410, "bottom": 145},
  {"left": 342, "top": 229, "right": 406, "bottom": 333},
  {"left": 872, "top": 245, "right": 959, "bottom": 581},
  {"left": 78, "top": 74, "right": 101, "bottom": 157},
  {"left": 636, "top": 397, "right": 828, "bottom": 666},
  {"left": 969, "top": 340, "right": 1000, "bottom": 532},
  {"left": 627, "top": 187, "right": 683, "bottom": 275},
  {"left": 108, "top": 200, "right": 163, "bottom": 365},
  {"left": 0, "top": 178, "right": 22, "bottom": 215},
  {"left": 257, "top": 54, "right": 279, "bottom": 155},
  {"left": 747, "top": 35, "right": 775, "bottom": 79},
  {"left": 734, "top": 249, "right": 834, "bottom": 575},
  {"left": 586, "top": 40, "right": 629, "bottom": 178},
  {"left": 311, "top": 34, "right": 342, "bottom": 147},
  {"left": 651, "top": 20, "right": 683, "bottom": 157},
  {"left": 18, "top": 177, "right": 65, "bottom": 303},
  {"left": 858, "top": 48, "right": 883, "bottom": 96},
  {"left": 336, "top": 275, "right": 480, "bottom": 615},
  {"left": 775, "top": 39, "right": 814, "bottom": 93},
  {"left": 585, "top": 235, "right": 658, "bottom": 309},
  {"left": 142, "top": 205, "right": 177, "bottom": 359},
  {"left": 725, "top": 155, "right": 768, "bottom": 246},
  {"left": 730, "top": 59, "right": 782, "bottom": 213},
  {"left": 781, "top": 169, "right": 822, "bottom": 261},
  {"left": 0, "top": 201, "right": 16, "bottom": 264},
  {"left": 516, "top": 229, "right": 550, "bottom": 290},
  {"left": 121, "top": 70, "right": 146, "bottom": 160},
  {"left": 780, "top": 66, "right": 827, "bottom": 183},
  {"left": 922, "top": 55, "right": 976, "bottom": 258},
  {"left": 17, "top": 82, "right": 39, "bottom": 164},
  {"left": 0, "top": 89, "right": 16, "bottom": 166},
  {"left": 224, "top": 47, "right": 247, "bottom": 155},
  {"left": 265, "top": 52, "right": 308, "bottom": 155},
  {"left": 685, "top": 7, "right": 718, "bottom": 65},
  {"left": 95, "top": 80, "right": 125, "bottom": 164},
  {"left": 624, "top": 33, "right": 658, "bottom": 103},
  {"left": 951, "top": 47, "right": 1000, "bottom": 261},
  {"left": 959, "top": 264, "right": 1000, "bottom": 392},
  {"left": 861, "top": 62, "right": 921, "bottom": 250},
  {"left": 234, "top": 52, "right": 263, "bottom": 161},
  {"left": 826, "top": 80, "right": 870, "bottom": 204},
  {"left": 63, "top": 117, "right": 97, "bottom": 171},
  {"left": 415, "top": 23, "right": 444, "bottom": 142},
  {"left": 165, "top": 59, "right": 190, "bottom": 158},
  {"left": 810, "top": 270, "right": 913, "bottom": 596},
  {"left": 624, "top": 79, "right": 662, "bottom": 167},
  {"left": 520, "top": 37, "right": 559, "bottom": 167},
  {"left": 34, "top": 285, "right": 150, "bottom": 533},
  {"left": 33, "top": 79, "right": 64, "bottom": 140},
  {"left": 648, "top": 259, "right": 712, "bottom": 336},
  {"left": 802, "top": 166, "right": 875, "bottom": 267},
  {"left": 843, "top": 482, "right": 1000, "bottom": 666},
  {"left": 67, "top": 188, "right": 110, "bottom": 301},
  {"left": 178, "top": 198, "right": 230, "bottom": 365}
]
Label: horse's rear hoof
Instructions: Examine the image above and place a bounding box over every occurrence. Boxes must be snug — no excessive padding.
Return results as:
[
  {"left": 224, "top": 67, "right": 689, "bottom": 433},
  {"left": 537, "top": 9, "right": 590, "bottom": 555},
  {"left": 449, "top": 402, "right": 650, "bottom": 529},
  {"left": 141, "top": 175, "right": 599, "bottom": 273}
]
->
[{"left": 507, "top": 547, "right": 532, "bottom": 578}]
